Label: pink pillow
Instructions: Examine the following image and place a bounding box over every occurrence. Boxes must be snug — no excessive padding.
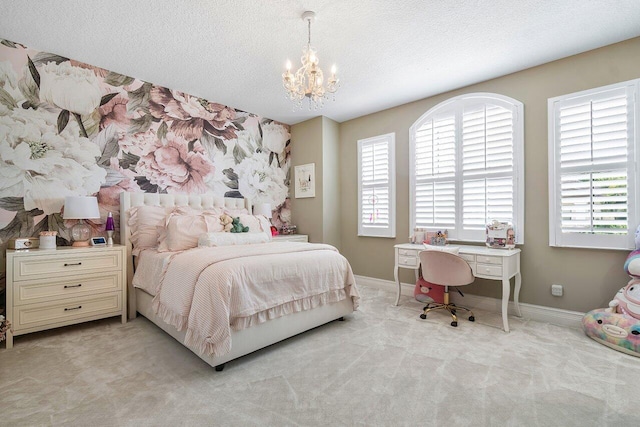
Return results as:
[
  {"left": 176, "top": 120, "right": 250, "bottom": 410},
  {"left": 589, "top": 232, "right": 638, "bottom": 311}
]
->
[
  {"left": 157, "top": 207, "right": 224, "bottom": 252},
  {"left": 127, "top": 205, "right": 171, "bottom": 255}
]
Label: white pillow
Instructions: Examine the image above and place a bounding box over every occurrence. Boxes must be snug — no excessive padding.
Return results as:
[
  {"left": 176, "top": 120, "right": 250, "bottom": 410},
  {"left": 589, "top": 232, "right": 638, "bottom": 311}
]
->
[
  {"left": 422, "top": 243, "right": 460, "bottom": 255},
  {"left": 127, "top": 205, "right": 171, "bottom": 255},
  {"left": 198, "top": 232, "right": 270, "bottom": 247}
]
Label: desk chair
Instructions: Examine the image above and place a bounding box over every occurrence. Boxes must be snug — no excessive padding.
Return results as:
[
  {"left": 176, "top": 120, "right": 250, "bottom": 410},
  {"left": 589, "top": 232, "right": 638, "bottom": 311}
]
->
[{"left": 419, "top": 250, "right": 476, "bottom": 327}]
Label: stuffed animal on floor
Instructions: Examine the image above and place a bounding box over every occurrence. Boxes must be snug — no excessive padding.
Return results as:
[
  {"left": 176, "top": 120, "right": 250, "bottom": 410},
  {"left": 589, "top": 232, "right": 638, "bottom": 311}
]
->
[{"left": 230, "top": 217, "right": 249, "bottom": 233}]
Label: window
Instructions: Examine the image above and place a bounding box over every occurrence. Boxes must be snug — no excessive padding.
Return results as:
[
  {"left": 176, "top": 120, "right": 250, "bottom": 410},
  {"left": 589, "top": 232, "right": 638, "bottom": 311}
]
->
[
  {"left": 358, "top": 133, "right": 396, "bottom": 238},
  {"left": 410, "top": 93, "right": 524, "bottom": 243},
  {"left": 548, "top": 79, "right": 639, "bottom": 250}
]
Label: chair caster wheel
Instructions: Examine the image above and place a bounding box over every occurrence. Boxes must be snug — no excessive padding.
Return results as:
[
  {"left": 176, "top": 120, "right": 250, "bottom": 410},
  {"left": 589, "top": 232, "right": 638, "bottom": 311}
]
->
[
  {"left": 420, "top": 314, "right": 427, "bottom": 320},
  {"left": 469, "top": 316, "right": 475, "bottom": 322},
  {"left": 451, "top": 321, "right": 458, "bottom": 327}
]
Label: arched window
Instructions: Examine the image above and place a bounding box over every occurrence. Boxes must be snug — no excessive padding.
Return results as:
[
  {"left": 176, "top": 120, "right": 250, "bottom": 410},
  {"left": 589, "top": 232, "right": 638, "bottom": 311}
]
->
[{"left": 409, "top": 93, "right": 524, "bottom": 243}]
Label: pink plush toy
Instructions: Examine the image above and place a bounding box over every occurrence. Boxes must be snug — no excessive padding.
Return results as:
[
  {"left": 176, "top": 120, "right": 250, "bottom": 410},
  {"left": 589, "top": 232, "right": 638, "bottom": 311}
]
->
[
  {"left": 609, "top": 226, "right": 640, "bottom": 319},
  {"left": 414, "top": 278, "right": 444, "bottom": 304}
]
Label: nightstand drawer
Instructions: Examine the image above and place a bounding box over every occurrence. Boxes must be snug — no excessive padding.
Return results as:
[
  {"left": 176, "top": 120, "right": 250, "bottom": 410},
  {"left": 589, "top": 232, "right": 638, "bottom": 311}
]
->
[
  {"left": 12, "top": 251, "right": 122, "bottom": 281},
  {"left": 14, "top": 272, "right": 122, "bottom": 305},
  {"left": 399, "top": 256, "right": 418, "bottom": 267},
  {"left": 475, "top": 263, "right": 503, "bottom": 277},
  {"left": 13, "top": 292, "right": 122, "bottom": 331}
]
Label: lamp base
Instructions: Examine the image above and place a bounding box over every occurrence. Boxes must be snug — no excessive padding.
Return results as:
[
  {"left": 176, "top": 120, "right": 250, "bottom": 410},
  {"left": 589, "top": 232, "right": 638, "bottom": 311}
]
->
[{"left": 71, "top": 220, "right": 92, "bottom": 247}]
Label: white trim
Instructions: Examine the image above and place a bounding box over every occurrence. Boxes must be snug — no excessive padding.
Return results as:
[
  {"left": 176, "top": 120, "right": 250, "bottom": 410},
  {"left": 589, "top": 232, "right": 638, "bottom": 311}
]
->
[{"left": 355, "top": 275, "right": 584, "bottom": 329}]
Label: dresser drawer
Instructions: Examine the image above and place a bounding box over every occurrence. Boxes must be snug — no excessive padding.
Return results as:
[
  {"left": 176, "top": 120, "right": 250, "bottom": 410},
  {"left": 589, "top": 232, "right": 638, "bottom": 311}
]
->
[
  {"left": 475, "top": 263, "right": 503, "bottom": 277},
  {"left": 13, "top": 292, "right": 122, "bottom": 332},
  {"left": 14, "top": 272, "right": 122, "bottom": 305},
  {"left": 12, "top": 251, "right": 122, "bottom": 281},
  {"left": 476, "top": 255, "right": 502, "bottom": 265},
  {"left": 399, "top": 256, "right": 418, "bottom": 267}
]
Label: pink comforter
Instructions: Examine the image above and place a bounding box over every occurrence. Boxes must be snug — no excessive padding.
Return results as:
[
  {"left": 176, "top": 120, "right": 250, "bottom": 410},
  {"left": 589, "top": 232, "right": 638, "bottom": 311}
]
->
[{"left": 151, "top": 242, "right": 359, "bottom": 357}]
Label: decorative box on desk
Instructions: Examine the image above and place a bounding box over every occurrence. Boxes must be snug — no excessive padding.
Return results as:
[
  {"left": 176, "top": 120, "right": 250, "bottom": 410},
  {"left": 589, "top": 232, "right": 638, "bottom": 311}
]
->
[
  {"left": 4, "top": 245, "right": 127, "bottom": 349},
  {"left": 271, "top": 234, "right": 309, "bottom": 243},
  {"left": 394, "top": 243, "right": 522, "bottom": 332}
]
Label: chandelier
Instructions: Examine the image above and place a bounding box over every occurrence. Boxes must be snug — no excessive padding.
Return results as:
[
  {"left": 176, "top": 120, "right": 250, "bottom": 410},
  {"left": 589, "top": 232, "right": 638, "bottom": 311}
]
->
[{"left": 282, "top": 11, "right": 339, "bottom": 110}]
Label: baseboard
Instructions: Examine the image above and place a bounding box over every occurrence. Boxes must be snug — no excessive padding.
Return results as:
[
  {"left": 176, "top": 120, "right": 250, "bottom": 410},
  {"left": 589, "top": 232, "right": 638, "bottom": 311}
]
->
[{"left": 354, "top": 275, "right": 585, "bottom": 329}]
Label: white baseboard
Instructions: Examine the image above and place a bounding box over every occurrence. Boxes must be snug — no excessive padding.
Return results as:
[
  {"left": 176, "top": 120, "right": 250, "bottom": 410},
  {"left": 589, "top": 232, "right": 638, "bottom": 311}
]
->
[{"left": 354, "top": 275, "right": 585, "bottom": 329}]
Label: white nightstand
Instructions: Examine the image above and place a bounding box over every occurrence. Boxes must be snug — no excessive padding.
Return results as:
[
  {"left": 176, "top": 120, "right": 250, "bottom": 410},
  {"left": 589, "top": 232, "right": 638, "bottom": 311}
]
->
[
  {"left": 271, "top": 234, "right": 309, "bottom": 243},
  {"left": 4, "top": 245, "right": 127, "bottom": 349}
]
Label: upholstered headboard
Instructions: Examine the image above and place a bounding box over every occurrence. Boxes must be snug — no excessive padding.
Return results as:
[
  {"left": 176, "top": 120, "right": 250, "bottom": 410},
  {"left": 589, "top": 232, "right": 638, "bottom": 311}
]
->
[{"left": 119, "top": 191, "right": 251, "bottom": 318}]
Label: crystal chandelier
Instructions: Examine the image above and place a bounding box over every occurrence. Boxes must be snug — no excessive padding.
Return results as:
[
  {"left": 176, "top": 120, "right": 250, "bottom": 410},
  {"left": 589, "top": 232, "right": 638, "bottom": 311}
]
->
[{"left": 282, "top": 11, "right": 339, "bottom": 110}]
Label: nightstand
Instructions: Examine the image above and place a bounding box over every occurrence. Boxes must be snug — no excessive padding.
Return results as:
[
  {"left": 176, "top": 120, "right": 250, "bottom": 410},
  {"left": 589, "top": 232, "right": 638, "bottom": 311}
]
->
[
  {"left": 271, "top": 234, "right": 309, "bottom": 243},
  {"left": 4, "top": 245, "right": 127, "bottom": 349}
]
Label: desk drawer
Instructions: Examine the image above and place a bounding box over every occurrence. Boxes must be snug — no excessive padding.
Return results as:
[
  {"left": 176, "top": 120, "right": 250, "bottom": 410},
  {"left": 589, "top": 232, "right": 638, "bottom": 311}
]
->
[
  {"left": 399, "top": 256, "right": 418, "bottom": 267},
  {"left": 13, "top": 251, "right": 122, "bottom": 281},
  {"left": 459, "top": 253, "right": 475, "bottom": 263},
  {"left": 13, "top": 292, "right": 122, "bottom": 331},
  {"left": 476, "top": 255, "right": 502, "bottom": 265},
  {"left": 398, "top": 249, "right": 418, "bottom": 257},
  {"left": 476, "top": 264, "right": 503, "bottom": 277}
]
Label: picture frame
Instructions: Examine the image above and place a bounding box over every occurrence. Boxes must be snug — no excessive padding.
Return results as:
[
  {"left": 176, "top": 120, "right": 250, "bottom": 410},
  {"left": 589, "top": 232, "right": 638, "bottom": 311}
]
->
[{"left": 295, "top": 163, "right": 316, "bottom": 198}]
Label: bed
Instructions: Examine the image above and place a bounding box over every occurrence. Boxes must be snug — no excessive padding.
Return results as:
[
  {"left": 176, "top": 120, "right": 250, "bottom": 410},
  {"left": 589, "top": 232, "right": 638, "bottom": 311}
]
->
[{"left": 120, "top": 191, "right": 358, "bottom": 370}]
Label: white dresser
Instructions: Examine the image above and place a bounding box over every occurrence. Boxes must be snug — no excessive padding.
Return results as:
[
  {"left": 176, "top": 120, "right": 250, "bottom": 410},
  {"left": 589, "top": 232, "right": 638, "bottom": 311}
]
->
[
  {"left": 394, "top": 243, "right": 522, "bottom": 332},
  {"left": 5, "top": 245, "right": 127, "bottom": 348},
  {"left": 271, "top": 234, "right": 309, "bottom": 243}
]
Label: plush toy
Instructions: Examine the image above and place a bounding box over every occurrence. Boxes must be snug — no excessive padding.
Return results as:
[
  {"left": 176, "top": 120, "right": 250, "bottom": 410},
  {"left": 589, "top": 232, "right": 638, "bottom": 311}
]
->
[
  {"left": 220, "top": 214, "right": 234, "bottom": 232},
  {"left": 414, "top": 278, "right": 444, "bottom": 304},
  {"left": 230, "top": 217, "right": 249, "bottom": 233}
]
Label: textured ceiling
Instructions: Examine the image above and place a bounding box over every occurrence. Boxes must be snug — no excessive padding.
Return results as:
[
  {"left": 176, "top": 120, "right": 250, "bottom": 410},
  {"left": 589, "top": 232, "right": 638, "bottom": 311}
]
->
[{"left": 1, "top": 0, "right": 639, "bottom": 125}]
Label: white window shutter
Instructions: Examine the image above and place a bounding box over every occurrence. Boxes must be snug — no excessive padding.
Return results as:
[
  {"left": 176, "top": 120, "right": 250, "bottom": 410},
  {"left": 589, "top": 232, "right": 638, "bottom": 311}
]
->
[
  {"left": 358, "top": 133, "right": 396, "bottom": 238},
  {"left": 549, "top": 80, "right": 638, "bottom": 249}
]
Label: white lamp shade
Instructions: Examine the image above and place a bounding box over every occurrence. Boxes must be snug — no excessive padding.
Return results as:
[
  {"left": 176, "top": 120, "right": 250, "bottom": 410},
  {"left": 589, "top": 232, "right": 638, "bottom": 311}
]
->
[
  {"left": 63, "top": 196, "right": 100, "bottom": 220},
  {"left": 253, "top": 203, "right": 272, "bottom": 218}
]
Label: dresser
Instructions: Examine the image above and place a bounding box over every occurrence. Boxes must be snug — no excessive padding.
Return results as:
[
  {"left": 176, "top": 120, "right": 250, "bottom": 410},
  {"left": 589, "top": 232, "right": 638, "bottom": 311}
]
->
[
  {"left": 394, "top": 243, "right": 521, "bottom": 332},
  {"left": 5, "top": 245, "right": 127, "bottom": 348},
  {"left": 271, "top": 234, "right": 309, "bottom": 243}
]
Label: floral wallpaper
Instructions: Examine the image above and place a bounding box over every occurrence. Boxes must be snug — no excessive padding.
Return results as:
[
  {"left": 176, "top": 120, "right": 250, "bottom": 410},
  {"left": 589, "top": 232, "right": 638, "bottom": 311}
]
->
[{"left": 0, "top": 39, "right": 292, "bottom": 252}]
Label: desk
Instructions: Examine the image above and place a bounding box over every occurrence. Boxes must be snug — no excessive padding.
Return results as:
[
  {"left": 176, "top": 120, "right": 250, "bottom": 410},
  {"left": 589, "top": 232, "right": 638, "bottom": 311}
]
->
[{"left": 394, "top": 243, "right": 522, "bottom": 332}]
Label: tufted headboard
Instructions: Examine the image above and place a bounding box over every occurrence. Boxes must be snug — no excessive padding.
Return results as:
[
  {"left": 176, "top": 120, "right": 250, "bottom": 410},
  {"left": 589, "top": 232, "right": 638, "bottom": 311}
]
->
[{"left": 119, "top": 191, "right": 251, "bottom": 318}]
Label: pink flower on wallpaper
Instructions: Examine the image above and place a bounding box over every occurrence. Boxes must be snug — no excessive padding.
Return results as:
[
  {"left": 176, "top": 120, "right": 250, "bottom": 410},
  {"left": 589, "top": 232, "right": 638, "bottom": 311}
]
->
[
  {"left": 136, "top": 133, "right": 214, "bottom": 193},
  {"left": 118, "top": 129, "right": 158, "bottom": 157},
  {"left": 99, "top": 94, "right": 129, "bottom": 131},
  {"left": 148, "top": 86, "right": 238, "bottom": 141}
]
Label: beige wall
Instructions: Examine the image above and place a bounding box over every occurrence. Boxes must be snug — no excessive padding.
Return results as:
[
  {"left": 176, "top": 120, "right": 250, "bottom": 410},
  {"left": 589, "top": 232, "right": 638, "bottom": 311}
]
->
[
  {"left": 322, "top": 117, "right": 341, "bottom": 249},
  {"left": 335, "top": 37, "right": 640, "bottom": 313}
]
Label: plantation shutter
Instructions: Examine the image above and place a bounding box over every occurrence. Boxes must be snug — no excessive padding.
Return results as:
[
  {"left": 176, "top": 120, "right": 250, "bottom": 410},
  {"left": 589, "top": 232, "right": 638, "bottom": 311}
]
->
[
  {"left": 549, "top": 82, "right": 637, "bottom": 249},
  {"left": 461, "top": 104, "right": 515, "bottom": 236},
  {"left": 414, "top": 114, "right": 456, "bottom": 228},
  {"left": 358, "top": 133, "right": 396, "bottom": 238}
]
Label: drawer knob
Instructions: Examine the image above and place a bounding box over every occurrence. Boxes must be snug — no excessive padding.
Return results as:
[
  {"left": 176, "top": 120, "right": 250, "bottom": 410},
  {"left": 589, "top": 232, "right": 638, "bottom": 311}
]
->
[
  {"left": 64, "top": 284, "right": 82, "bottom": 289},
  {"left": 64, "top": 306, "right": 82, "bottom": 311},
  {"left": 64, "top": 262, "right": 82, "bottom": 267}
]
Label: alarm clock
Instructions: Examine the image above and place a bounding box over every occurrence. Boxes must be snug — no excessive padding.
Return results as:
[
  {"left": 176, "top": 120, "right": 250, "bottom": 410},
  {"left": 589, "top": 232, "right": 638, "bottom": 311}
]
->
[
  {"left": 8, "top": 237, "right": 40, "bottom": 250},
  {"left": 90, "top": 236, "right": 107, "bottom": 246}
]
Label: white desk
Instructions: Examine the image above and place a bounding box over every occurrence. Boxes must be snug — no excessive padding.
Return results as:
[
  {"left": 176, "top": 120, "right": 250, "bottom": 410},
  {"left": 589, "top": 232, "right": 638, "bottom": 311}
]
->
[{"left": 394, "top": 243, "right": 522, "bottom": 332}]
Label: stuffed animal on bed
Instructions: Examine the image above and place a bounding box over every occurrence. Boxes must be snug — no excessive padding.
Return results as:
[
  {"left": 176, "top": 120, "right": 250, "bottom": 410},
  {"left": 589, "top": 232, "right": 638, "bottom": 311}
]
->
[
  {"left": 230, "top": 217, "right": 249, "bottom": 233},
  {"left": 220, "top": 214, "right": 234, "bottom": 232}
]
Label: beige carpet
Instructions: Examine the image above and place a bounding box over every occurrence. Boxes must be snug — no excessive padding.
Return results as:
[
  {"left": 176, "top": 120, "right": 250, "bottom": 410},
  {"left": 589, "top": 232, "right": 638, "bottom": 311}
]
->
[{"left": 1, "top": 284, "right": 639, "bottom": 426}]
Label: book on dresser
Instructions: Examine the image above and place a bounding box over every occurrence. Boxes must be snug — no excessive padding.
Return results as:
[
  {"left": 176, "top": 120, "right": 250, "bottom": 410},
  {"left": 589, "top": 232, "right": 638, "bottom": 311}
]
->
[{"left": 4, "top": 245, "right": 127, "bottom": 349}]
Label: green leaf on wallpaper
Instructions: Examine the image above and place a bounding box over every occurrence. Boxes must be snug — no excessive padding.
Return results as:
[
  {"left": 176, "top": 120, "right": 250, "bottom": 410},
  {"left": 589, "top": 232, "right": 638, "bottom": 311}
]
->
[
  {"left": 95, "top": 125, "right": 119, "bottom": 166},
  {"left": 134, "top": 176, "right": 160, "bottom": 193},
  {"left": 48, "top": 213, "right": 68, "bottom": 240},
  {"left": 32, "top": 52, "right": 69, "bottom": 66},
  {"left": 233, "top": 144, "right": 247, "bottom": 164},
  {"left": 0, "top": 87, "right": 17, "bottom": 110},
  {"left": 222, "top": 168, "right": 238, "bottom": 181},
  {"left": 214, "top": 137, "right": 227, "bottom": 155},
  {"left": 127, "top": 82, "right": 151, "bottom": 112},
  {"left": 128, "top": 113, "right": 153, "bottom": 134},
  {"left": 100, "top": 93, "right": 118, "bottom": 106},
  {"left": 269, "top": 151, "right": 276, "bottom": 166},
  {"left": 257, "top": 123, "right": 263, "bottom": 145},
  {"left": 234, "top": 121, "right": 245, "bottom": 131},
  {"left": 18, "top": 71, "right": 40, "bottom": 106},
  {"left": 27, "top": 55, "right": 40, "bottom": 88},
  {"left": 1, "top": 39, "right": 18, "bottom": 48},
  {"left": 0, "top": 197, "right": 26, "bottom": 212},
  {"left": 157, "top": 121, "right": 168, "bottom": 141},
  {"left": 104, "top": 71, "right": 135, "bottom": 87},
  {"left": 119, "top": 152, "right": 140, "bottom": 171},
  {"left": 102, "top": 167, "right": 125, "bottom": 187},
  {"left": 57, "top": 109, "right": 70, "bottom": 134},
  {"left": 0, "top": 215, "right": 23, "bottom": 245},
  {"left": 224, "top": 191, "right": 242, "bottom": 198}
]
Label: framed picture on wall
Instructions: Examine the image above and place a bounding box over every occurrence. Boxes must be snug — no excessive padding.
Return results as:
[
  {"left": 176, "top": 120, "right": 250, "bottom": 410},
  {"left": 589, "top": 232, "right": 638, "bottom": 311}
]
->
[{"left": 295, "top": 163, "right": 316, "bottom": 198}]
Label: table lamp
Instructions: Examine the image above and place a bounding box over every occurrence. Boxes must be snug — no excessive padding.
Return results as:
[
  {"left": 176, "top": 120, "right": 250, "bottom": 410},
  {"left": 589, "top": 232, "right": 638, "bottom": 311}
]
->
[
  {"left": 253, "top": 203, "right": 272, "bottom": 219},
  {"left": 63, "top": 196, "right": 100, "bottom": 247}
]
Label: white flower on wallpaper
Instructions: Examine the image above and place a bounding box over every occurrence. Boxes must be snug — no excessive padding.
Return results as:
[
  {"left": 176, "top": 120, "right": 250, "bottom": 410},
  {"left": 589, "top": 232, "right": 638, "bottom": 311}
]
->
[
  {"left": 262, "top": 122, "right": 289, "bottom": 155},
  {"left": 39, "top": 61, "right": 102, "bottom": 116},
  {"left": 236, "top": 152, "right": 288, "bottom": 208},
  {"left": 0, "top": 107, "right": 106, "bottom": 214}
]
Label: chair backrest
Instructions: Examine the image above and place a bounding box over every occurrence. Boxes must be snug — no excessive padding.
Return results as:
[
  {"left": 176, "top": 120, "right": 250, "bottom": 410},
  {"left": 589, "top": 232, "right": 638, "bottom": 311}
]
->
[{"left": 419, "top": 250, "right": 475, "bottom": 287}]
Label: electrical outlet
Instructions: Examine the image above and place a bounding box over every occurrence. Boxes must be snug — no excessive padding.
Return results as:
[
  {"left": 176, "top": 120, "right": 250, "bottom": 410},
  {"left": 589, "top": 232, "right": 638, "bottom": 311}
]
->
[{"left": 551, "top": 284, "right": 563, "bottom": 297}]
